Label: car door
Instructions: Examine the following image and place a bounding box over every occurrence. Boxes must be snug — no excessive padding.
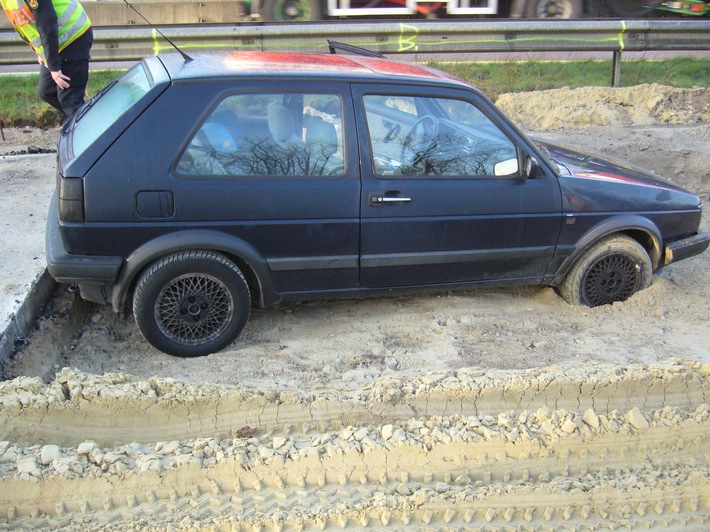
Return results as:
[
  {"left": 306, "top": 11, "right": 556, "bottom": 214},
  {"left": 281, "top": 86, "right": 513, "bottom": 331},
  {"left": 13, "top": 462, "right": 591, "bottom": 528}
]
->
[
  {"left": 352, "top": 83, "right": 563, "bottom": 288},
  {"left": 157, "top": 81, "right": 361, "bottom": 295}
]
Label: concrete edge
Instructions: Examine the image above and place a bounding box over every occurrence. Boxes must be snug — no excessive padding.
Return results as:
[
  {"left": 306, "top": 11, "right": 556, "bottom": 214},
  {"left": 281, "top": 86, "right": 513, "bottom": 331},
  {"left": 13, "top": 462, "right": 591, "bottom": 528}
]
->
[{"left": 0, "top": 269, "right": 58, "bottom": 373}]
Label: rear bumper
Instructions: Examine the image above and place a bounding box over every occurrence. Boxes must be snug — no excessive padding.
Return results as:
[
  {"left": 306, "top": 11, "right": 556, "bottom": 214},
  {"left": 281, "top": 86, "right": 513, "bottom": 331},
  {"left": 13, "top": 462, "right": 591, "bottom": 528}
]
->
[
  {"left": 664, "top": 230, "right": 710, "bottom": 266},
  {"left": 45, "top": 193, "right": 123, "bottom": 287}
]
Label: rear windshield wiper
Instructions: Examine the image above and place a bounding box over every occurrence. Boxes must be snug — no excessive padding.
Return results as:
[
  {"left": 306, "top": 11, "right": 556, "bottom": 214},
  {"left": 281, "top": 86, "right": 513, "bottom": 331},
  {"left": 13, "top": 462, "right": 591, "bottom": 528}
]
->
[{"left": 73, "top": 79, "right": 119, "bottom": 124}]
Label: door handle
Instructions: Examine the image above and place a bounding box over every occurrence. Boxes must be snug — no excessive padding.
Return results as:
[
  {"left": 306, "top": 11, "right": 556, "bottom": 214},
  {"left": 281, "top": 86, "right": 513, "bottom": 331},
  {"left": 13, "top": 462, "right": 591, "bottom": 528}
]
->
[{"left": 370, "top": 193, "right": 411, "bottom": 205}]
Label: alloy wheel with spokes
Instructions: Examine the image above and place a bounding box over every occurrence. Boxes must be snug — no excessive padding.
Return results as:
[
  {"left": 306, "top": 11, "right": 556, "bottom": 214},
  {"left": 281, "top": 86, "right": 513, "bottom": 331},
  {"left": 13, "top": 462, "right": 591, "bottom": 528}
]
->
[
  {"left": 581, "top": 253, "right": 643, "bottom": 307},
  {"left": 155, "top": 273, "right": 234, "bottom": 346},
  {"left": 558, "top": 234, "right": 653, "bottom": 308},
  {"left": 133, "top": 251, "right": 250, "bottom": 357}
]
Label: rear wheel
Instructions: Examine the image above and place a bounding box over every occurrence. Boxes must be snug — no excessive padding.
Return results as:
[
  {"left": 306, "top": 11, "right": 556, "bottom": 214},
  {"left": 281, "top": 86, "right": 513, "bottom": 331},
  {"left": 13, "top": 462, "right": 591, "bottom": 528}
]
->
[
  {"left": 133, "top": 251, "right": 250, "bottom": 357},
  {"left": 260, "top": 0, "right": 322, "bottom": 21},
  {"left": 526, "top": 0, "right": 583, "bottom": 18},
  {"left": 558, "top": 234, "right": 652, "bottom": 307}
]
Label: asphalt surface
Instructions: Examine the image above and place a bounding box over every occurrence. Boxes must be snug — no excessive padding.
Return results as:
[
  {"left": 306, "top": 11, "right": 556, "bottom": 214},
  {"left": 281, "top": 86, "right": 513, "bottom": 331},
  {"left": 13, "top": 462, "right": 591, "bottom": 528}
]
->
[{"left": 0, "top": 153, "right": 56, "bottom": 367}]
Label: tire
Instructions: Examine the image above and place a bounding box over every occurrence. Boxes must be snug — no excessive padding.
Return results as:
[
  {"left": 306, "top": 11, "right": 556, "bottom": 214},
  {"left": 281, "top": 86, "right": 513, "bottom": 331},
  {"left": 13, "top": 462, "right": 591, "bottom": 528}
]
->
[
  {"left": 260, "top": 0, "right": 322, "bottom": 22},
  {"left": 558, "top": 234, "right": 652, "bottom": 307},
  {"left": 526, "top": 0, "right": 583, "bottom": 18},
  {"left": 133, "top": 251, "right": 250, "bottom": 357}
]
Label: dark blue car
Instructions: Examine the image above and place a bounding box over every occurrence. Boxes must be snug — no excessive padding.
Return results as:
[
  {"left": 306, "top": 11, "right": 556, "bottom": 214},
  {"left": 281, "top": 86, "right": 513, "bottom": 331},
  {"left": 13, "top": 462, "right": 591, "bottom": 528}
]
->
[{"left": 46, "top": 49, "right": 709, "bottom": 357}]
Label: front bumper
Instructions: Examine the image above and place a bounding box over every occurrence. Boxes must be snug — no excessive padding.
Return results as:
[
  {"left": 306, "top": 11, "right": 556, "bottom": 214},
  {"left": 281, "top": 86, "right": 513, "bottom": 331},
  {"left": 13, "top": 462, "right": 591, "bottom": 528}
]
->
[
  {"left": 45, "top": 193, "right": 123, "bottom": 287},
  {"left": 664, "top": 230, "right": 710, "bottom": 266}
]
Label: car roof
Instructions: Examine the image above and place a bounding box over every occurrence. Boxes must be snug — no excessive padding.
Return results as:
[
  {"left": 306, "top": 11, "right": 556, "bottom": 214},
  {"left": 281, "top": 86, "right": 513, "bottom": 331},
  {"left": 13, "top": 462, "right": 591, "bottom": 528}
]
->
[{"left": 157, "top": 51, "right": 473, "bottom": 89}]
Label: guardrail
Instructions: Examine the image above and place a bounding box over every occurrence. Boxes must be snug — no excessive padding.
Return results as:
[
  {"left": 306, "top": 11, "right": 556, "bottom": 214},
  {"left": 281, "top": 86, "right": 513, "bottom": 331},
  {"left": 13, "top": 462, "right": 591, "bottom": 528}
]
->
[{"left": 2, "top": 19, "right": 709, "bottom": 85}]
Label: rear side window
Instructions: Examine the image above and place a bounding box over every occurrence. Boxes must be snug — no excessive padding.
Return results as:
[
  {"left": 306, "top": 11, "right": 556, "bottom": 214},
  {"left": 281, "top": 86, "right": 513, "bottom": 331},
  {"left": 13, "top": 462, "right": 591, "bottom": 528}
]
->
[
  {"left": 71, "top": 64, "right": 153, "bottom": 158},
  {"left": 177, "top": 93, "right": 345, "bottom": 177}
]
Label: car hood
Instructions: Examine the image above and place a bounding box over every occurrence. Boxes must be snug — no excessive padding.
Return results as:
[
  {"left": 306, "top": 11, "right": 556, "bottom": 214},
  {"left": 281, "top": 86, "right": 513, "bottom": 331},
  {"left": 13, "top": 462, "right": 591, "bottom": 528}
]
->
[
  {"left": 532, "top": 138, "right": 687, "bottom": 192},
  {"left": 530, "top": 138, "right": 701, "bottom": 213}
]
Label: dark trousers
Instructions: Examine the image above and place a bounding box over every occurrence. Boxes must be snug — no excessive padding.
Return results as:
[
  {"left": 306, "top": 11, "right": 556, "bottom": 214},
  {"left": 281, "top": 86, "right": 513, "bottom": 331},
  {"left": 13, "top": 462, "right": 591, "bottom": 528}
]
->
[{"left": 38, "top": 56, "right": 90, "bottom": 118}]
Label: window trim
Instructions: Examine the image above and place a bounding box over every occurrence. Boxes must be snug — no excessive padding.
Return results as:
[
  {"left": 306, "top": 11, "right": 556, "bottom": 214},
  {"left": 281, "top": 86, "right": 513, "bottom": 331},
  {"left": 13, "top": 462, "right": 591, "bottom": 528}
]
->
[
  {"left": 353, "top": 83, "right": 532, "bottom": 182},
  {"left": 171, "top": 85, "right": 351, "bottom": 181}
]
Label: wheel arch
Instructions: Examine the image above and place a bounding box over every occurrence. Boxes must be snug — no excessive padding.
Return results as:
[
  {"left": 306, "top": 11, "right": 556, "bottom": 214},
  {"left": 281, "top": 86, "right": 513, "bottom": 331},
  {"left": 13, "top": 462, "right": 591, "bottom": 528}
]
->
[
  {"left": 553, "top": 215, "right": 662, "bottom": 285},
  {"left": 110, "top": 230, "right": 279, "bottom": 313}
]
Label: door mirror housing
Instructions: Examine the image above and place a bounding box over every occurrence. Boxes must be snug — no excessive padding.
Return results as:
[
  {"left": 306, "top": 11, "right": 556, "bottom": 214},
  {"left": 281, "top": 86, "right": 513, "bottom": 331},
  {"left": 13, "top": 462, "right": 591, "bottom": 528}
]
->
[
  {"left": 525, "top": 156, "right": 541, "bottom": 179},
  {"left": 493, "top": 158, "right": 519, "bottom": 177}
]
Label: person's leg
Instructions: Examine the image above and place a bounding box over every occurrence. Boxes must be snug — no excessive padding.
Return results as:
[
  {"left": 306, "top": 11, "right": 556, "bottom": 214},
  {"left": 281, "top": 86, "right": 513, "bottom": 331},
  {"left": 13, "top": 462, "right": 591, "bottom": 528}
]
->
[
  {"left": 37, "top": 64, "right": 63, "bottom": 114},
  {"left": 56, "top": 57, "right": 90, "bottom": 118}
]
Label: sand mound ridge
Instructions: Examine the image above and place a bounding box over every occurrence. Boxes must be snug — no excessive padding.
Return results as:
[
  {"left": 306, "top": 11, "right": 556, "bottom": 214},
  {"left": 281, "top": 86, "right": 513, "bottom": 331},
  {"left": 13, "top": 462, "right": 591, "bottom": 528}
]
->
[{"left": 496, "top": 83, "right": 710, "bottom": 130}]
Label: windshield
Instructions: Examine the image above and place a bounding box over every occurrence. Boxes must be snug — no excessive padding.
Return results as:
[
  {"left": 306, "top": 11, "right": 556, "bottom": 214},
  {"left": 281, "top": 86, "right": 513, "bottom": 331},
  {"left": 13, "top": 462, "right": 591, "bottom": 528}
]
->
[{"left": 70, "top": 63, "right": 153, "bottom": 158}]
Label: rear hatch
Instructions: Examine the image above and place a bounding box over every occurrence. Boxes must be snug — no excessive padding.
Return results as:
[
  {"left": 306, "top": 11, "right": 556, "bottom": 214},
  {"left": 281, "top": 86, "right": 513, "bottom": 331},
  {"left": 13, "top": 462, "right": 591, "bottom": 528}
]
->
[{"left": 57, "top": 58, "right": 171, "bottom": 222}]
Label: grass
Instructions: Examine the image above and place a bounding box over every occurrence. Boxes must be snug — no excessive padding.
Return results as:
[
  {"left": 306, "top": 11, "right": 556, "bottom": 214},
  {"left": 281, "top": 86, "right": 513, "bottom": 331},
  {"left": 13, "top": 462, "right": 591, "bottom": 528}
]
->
[
  {"left": 428, "top": 57, "right": 710, "bottom": 100},
  {"left": 0, "top": 70, "right": 122, "bottom": 128},
  {"left": 0, "top": 57, "right": 708, "bottom": 128}
]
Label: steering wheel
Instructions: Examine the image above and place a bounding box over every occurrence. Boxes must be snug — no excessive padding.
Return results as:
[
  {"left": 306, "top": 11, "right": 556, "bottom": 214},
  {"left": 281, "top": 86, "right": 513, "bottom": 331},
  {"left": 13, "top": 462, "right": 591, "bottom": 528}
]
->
[{"left": 400, "top": 115, "right": 439, "bottom": 167}]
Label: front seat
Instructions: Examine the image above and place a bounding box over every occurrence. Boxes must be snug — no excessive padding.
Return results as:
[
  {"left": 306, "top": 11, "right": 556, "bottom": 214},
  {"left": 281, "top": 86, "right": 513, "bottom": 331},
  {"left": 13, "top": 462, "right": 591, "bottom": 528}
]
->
[
  {"left": 266, "top": 102, "right": 307, "bottom": 175},
  {"left": 305, "top": 116, "right": 341, "bottom": 175},
  {"left": 267, "top": 102, "right": 304, "bottom": 149},
  {"left": 178, "top": 121, "right": 237, "bottom": 175}
]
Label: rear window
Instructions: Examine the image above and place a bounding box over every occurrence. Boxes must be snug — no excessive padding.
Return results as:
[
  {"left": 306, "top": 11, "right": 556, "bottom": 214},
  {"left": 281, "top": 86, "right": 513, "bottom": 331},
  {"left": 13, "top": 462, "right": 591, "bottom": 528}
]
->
[{"left": 70, "top": 64, "right": 153, "bottom": 157}]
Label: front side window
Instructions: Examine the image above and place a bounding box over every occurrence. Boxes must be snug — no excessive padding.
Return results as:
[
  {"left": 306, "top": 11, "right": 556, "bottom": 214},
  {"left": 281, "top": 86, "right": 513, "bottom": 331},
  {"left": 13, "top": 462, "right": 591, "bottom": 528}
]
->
[
  {"left": 177, "top": 93, "right": 345, "bottom": 177},
  {"left": 363, "top": 94, "right": 518, "bottom": 178}
]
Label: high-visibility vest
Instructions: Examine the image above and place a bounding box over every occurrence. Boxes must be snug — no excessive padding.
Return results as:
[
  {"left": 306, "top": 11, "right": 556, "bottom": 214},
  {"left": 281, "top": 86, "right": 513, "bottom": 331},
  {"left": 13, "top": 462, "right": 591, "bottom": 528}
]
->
[{"left": 1, "top": 0, "right": 91, "bottom": 63}]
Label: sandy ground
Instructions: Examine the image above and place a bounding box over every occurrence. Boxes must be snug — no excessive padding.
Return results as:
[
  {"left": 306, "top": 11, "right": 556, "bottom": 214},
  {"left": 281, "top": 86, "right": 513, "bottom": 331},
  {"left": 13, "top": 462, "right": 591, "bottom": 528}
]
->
[{"left": 0, "top": 84, "right": 708, "bottom": 530}]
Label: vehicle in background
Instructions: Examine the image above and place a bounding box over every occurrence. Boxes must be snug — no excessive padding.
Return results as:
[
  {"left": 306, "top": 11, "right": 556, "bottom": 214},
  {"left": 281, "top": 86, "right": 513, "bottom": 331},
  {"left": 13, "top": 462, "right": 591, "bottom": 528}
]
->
[
  {"left": 652, "top": 1, "right": 708, "bottom": 17},
  {"left": 5, "top": 1, "right": 701, "bottom": 31},
  {"left": 252, "top": 0, "right": 709, "bottom": 22}
]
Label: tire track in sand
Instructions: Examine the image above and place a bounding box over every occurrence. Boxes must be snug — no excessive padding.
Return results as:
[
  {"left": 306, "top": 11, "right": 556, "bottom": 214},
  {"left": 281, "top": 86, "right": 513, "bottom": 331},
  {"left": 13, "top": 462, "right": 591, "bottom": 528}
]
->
[{"left": 0, "top": 360, "right": 708, "bottom": 529}]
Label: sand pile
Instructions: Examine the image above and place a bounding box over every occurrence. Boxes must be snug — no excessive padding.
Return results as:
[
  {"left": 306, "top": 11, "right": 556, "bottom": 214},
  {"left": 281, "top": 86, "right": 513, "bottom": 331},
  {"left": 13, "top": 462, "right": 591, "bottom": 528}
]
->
[{"left": 496, "top": 83, "right": 710, "bottom": 130}]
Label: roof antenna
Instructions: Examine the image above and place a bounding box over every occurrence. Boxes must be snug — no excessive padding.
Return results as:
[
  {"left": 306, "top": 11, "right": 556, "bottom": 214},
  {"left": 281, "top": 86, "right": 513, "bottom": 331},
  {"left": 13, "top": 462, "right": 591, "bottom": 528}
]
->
[{"left": 123, "top": 0, "right": 193, "bottom": 62}]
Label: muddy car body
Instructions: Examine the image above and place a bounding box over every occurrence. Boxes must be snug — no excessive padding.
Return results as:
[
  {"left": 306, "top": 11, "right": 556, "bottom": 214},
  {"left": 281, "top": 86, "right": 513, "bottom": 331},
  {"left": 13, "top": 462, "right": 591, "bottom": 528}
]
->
[{"left": 46, "top": 50, "right": 708, "bottom": 357}]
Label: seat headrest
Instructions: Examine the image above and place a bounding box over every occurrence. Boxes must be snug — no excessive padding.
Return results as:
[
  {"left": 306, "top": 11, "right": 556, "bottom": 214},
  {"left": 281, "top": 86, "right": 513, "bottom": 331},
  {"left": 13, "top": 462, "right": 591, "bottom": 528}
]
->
[
  {"left": 267, "top": 102, "right": 297, "bottom": 145},
  {"left": 201, "top": 122, "right": 237, "bottom": 153},
  {"left": 306, "top": 116, "right": 338, "bottom": 156}
]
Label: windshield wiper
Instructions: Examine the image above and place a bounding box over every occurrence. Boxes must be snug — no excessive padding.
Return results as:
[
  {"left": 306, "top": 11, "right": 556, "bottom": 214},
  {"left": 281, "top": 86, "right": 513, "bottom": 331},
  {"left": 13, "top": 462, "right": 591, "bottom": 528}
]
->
[{"left": 73, "top": 79, "right": 119, "bottom": 124}]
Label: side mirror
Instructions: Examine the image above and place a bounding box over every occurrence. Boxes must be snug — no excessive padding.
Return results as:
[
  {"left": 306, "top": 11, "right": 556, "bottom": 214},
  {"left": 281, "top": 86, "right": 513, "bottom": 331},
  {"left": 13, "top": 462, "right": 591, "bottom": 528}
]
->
[
  {"left": 493, "top": 158, "right": 519, "bottom": 177},
  {"left": 525, "top": 156, "right": 540, "bottom": 179}
]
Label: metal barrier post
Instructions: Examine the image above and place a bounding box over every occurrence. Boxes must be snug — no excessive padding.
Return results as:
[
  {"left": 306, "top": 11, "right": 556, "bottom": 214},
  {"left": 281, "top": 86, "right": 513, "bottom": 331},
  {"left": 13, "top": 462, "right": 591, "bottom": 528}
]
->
[{"left": 612, "top": 50, "right": 622, "bottom": 87}]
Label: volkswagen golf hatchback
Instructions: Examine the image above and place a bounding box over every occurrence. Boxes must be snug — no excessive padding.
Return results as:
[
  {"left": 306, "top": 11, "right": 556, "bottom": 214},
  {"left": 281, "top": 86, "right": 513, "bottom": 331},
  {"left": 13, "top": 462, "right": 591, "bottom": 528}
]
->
[{"left": 46, "top": 47, "right": 708, "bottom": 357}]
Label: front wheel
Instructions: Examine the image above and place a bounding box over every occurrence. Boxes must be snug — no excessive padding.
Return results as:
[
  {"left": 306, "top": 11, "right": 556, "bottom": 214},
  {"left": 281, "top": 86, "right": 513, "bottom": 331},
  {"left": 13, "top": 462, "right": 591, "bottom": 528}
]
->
[
  {"left": 526, "top": 0, "right": 583, "bottom": 18},
  {"left": 260, "top": 0, "right": 322, "bottom": 21},
  {"left": 558, "top": 234, "right": 652, "bottom": 307},
  {"left": 133, "top": 251, "right": 251, "bottom": 357}
]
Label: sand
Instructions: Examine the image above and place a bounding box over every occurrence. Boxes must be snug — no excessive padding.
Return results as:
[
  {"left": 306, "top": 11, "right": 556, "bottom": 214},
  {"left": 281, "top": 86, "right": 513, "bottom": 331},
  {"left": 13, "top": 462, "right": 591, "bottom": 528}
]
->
[{"left": 0, "top": 84, "right": 708, "bottom": 530}]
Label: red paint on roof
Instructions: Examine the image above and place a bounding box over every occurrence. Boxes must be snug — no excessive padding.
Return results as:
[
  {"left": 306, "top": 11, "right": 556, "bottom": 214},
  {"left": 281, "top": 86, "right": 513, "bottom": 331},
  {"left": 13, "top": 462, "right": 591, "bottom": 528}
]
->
[
  {"left": 173, "top": 51, "right": 471, "bottom": 88},
  {"left": 222, "top": 51, "right": 370, "bottom": 73}
]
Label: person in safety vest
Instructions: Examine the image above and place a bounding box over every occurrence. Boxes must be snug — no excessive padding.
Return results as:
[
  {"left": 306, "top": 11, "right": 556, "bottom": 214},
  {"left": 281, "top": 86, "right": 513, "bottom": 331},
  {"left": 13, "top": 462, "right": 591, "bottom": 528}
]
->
[{"left": 1, "top": 0, "right": 92, "bottom": 118}]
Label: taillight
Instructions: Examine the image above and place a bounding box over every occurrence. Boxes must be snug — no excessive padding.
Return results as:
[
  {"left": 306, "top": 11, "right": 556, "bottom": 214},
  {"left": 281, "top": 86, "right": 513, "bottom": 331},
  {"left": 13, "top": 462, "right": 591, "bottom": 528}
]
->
[{"left": 58, "top": 177, "right": 84, "bottom": 222}]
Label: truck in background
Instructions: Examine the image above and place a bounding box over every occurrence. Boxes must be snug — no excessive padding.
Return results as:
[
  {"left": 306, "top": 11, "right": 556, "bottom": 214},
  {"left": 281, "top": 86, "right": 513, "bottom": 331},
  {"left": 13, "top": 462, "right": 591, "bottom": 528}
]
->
[
  {"left": 251, "top": 0, "right": 709, "bottom": 22},
  {"left": 2, "top": 1, "right": 705, "bottom": 30}
]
